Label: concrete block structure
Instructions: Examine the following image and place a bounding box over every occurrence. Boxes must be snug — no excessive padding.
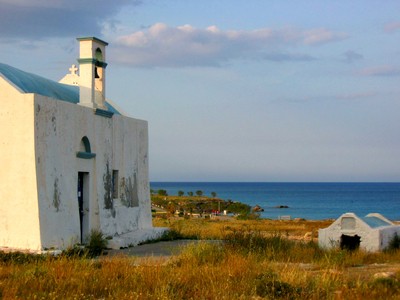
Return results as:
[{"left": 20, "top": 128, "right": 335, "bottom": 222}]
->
[
  {"left": 319, "top": 212, "right": 400, "bottom": 252},
  {"left": 0, "top": 37, "right": 164, "bottom": 252}
]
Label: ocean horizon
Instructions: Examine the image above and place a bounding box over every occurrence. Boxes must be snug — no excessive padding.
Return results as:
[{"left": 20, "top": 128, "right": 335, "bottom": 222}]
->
[{"left": 150, "top": 182, "right": 400, "bottom": 221}]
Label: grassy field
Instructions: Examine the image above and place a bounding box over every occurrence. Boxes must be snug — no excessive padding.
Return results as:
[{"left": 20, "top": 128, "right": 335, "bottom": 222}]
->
[
  {"left": 153, "top": 216, "right": 333, "bottom": 241},
  {"left": 1, "top": 218, "right": 400, "bottom": 299}
]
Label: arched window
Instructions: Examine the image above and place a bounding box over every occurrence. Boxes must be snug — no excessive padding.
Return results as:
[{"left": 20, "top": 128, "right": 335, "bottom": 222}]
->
[
  {"left": 94, "top": 48, "right": 104, "bottom": 84},
  {"left": 80, "top": 136, "right": 91, "bottom": 152},
  {"left": 95, "top": 48, "right": 103, "bottom": 61},
  {"left": 76, "top": 136, "right": 96, "bottom": 159}
]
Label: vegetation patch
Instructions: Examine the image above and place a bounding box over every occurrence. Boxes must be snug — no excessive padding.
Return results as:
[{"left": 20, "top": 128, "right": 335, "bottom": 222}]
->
[
  {"left": 224, "top": 229, "right": 294, "bottom": 256},
  {"left": 2, "top": 219, "right": 400, "bottom": 299},
  {"left": 387, "top": 232, "right": 400, "bottom": 252},
  {"left": 138, "top": 229, "right": 189, "bottom": 245},
  {"left": 62, "top": 230, "right": 108, "bottom": 258},
  {"left": 255, "top": 272, "right": 303, "bottom": 298},
  {"left": 151, "top": 190, "right": 251, "bottom": 217},
  {"left": 0, "top": 251, "right": 46, "bottom": 265}
]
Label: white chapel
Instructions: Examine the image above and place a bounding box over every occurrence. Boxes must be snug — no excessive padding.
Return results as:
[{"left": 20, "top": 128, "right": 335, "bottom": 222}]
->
[{"left": 0, "top": 37, "right": 164, "bottom": 252}]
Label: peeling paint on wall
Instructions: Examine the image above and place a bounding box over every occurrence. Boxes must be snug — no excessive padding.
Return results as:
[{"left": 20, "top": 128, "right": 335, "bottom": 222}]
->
[
  {"left": 120, "top": 173, "right": 139, "bottom": 207},
  {"left": 103, "top": 161, "right": 113, "bottom": 210},
  {"left": 53, "top": 177, "right": 61, "bottom": 212},
  {"left": 1, "top": 61, "right": 158, "bottom": 252},
  {"left": 103, "top": 161, "right": 116, "bottom": 218},
  {"left": 51, "top": 115, "right": 56, "bottom": 133}
]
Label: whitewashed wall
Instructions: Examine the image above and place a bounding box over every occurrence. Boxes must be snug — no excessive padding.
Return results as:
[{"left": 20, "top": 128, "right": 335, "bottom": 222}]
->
[
  {"left": 0, "top": 77, "right": 154, "bottom": 251},
  {"left": 319, "top": 213, "right": 400, "bottom": 252},
  {"left": 33, "top": 94, "right": 153, "bottom": 250},
  {"left": 0, "top": 79, "right": 42, "bottom": 251}
]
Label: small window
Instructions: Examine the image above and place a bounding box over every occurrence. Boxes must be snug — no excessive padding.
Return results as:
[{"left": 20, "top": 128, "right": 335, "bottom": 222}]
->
[
  {"left": 112, "top": 170, "right": 119, "bottom": 199},
  {"left": 80, "top": 136, "right": 91, "bottom": 153},
  {"left": 341, "top": 217, "right": 356, "bottom": 230},
  {"left": 77, "top": 136, "right": 96, "bottom": 159}
]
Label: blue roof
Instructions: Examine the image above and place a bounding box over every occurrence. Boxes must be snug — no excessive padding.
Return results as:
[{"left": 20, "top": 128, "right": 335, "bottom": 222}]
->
[
  {"left": 0, "top": 63, "right": 120, "bottom": 114},
  {"left": 361, "top": 216, "right": 392, "bottom": 228}
]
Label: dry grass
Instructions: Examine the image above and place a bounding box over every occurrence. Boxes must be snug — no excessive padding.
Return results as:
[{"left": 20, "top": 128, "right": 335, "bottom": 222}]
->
[
  {"left": 1, "top": 218, "right": 400, "bottom": 299},
  {"left": 153, "top": 216, "right": 332, "bottom": 240}
]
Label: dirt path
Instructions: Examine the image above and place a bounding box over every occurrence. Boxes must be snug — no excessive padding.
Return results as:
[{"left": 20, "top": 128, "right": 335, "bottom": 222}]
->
[{"left": 106, "top": 240, "right": 207, "bottom": 258}]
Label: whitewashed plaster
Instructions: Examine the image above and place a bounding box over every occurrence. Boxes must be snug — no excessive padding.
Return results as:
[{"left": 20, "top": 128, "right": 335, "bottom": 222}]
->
[
  {"left": 0, "top": 78, "right": 42, "bottom": 251},
  {"left": 319, "top": 212, "right": 400, "bottom": 252},
  {"left": 0, "top": 37, "right": 165, "bottom": 252},
  {"left": 33, "top": 94, "right": 156, "bottom": 250}
]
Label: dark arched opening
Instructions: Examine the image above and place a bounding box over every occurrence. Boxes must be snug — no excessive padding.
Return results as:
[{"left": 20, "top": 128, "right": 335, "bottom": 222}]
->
[
  {"left": 81, "top": 136, "right": 91, "bottom": 153},
  {"left": 95, "top": 48, "right": 103, "bottom": 61},
  {"left": 77, "top": 136, "right": 96, "bottom": 159},
  {"left": 340, "top": 234, "right": 361, "bottom": 250}
]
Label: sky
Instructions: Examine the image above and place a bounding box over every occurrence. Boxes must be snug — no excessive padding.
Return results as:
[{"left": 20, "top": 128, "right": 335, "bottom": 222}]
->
[{"left": 1, "top": 0, "right": 399, "bottom": 182}]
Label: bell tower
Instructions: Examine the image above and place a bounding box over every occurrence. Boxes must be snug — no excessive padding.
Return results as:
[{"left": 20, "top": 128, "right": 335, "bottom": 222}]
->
[{"left": 77, "top": 37, "right": 108, "bottom": 109}]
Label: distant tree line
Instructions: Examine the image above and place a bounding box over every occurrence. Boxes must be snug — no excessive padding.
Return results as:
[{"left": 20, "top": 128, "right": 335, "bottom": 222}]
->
[
  {"left": 151, "top": 191, "right": 250, "bottom": 216},
  {"left": 151, "top": 189, "right": 217, "bottom": 198}
]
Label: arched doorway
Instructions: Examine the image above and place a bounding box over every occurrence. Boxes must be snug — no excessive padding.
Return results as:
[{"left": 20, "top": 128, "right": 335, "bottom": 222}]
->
[{"left": 340, "top": 234, "right": 361, "bottom": 250}]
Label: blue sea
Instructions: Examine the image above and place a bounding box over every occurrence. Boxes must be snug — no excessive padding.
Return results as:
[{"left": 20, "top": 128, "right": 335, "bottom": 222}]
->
[{"left": 150, "top": 182, "right": 400, "bottom": 221}]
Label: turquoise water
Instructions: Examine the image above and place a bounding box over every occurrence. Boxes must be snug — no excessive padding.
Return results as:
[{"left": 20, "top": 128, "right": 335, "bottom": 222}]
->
[{"left": 150, "top": 182, "right": 400, "bottom": 221}]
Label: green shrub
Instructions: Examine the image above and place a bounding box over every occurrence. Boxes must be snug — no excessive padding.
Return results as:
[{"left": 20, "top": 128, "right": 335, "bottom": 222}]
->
[
  {"left": 0, "top": 251, "right": 45, "bottom": 265},
  {"left": 224, "top": 229, "right": 294, "bottom": 256},
  {"left": 236, "top": 212, "right": 260, "bottom": 220},
  {"left": 62, "top": 245, "right": 88, "bottom": 258},
  {"left": 143, "top": 229, "right": 184, "bottom": 244},
  {"left": 86, "top": 230, "right": 108, "bottom": 257},
  {"left": 157, "top": 189, "right": 168, "bottom": 196},
  {"left": 387, "top": 233, "right": 400, "bottom": 252},
  {"left": 370, "top": 277, "right": 400, "bottom": 293},
  {"left": 63, "top": 230, "right": 108, "bottom": 258},
  {"left": 255, "top": 272, "right": 302, "bottom": 298}
]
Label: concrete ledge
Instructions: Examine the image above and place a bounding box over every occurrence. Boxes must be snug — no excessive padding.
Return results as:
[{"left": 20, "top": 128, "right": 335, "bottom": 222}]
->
[
  {"left": 76, "top": 151, "right": 96, "bottom": 159},
  {"left": 107, "top": 227, "right": 168, "bottom": 250}
]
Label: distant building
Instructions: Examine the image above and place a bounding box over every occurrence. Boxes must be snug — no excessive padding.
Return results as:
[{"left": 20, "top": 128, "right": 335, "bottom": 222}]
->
[
  {"left": 0, "top": 37, "right": 164, "bottom": 252},
  {"left": 319, "top": 212, "right": 400, "bottom": 252}
]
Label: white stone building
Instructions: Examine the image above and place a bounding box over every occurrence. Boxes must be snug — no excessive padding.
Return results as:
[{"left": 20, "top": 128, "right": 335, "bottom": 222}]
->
[
  {"left": 319, "top": 212, "right": 400, "bottom": 252},
  {"left": 0, "top": 37, "right": 164, "bottom": 252}
]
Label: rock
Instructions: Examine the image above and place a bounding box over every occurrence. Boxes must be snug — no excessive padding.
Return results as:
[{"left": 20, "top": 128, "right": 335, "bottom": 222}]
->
[
  {"left": 252, "top": 205, "right": 264, "bottom": 212},
  {"left": 373, "top": 272, "right": 396, "bottom": 279},
  {"left": 275, "top": 205, "right": 289, "bottom": 208},
  {"left": 304, "top": 232, "right": 313, "bottom": 240}
]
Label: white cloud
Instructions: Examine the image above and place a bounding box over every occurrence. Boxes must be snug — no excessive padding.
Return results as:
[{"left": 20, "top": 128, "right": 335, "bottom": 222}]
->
[
  {"left": 302, "top": 28, "right": 348, "bottom": 45},
  {"left": 111, "top": 24, "right": 347, "bottom": 67},
  {"left": 360, "top": 65, "right": 400, "bottom": 77},
  {"left": 384, "top": 22, "right": 400, "bottom": 33}
]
